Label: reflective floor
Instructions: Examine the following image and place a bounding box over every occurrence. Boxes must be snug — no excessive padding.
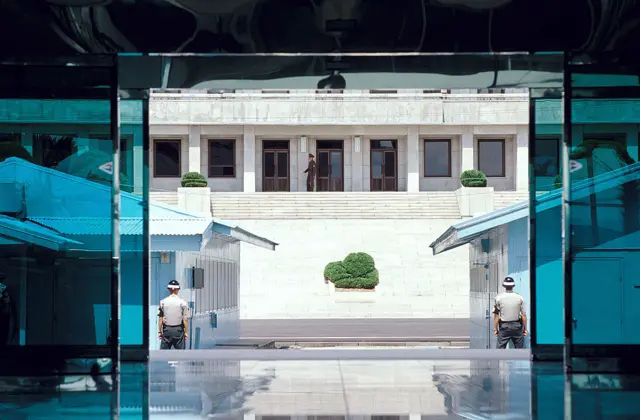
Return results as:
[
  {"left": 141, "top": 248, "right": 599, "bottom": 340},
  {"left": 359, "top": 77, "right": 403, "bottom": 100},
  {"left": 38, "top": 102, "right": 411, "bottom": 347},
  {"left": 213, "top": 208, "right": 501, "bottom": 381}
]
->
[{"left": 1, "top": 358, "right": 639, "bottom": 419}]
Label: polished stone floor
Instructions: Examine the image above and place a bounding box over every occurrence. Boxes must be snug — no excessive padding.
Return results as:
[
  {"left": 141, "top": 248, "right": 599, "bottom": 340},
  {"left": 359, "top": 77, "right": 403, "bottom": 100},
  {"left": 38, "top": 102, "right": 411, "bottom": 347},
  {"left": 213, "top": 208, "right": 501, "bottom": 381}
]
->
[{"left": 0, "top": 358, "right": 639, "bottom": 419}]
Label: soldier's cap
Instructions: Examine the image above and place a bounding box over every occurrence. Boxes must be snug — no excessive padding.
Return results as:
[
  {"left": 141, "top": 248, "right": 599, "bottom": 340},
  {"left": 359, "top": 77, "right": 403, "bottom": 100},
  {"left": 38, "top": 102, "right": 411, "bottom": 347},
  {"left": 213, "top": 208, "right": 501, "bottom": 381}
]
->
[
  {"left": 503, "top": 276, "right": 515, "bottom": 287},
  {"left": 308, "top": 153, "right": 314, "bottom": 158},
  {"left": 167, "top": 280, "right": 180, "bottom": 290}
]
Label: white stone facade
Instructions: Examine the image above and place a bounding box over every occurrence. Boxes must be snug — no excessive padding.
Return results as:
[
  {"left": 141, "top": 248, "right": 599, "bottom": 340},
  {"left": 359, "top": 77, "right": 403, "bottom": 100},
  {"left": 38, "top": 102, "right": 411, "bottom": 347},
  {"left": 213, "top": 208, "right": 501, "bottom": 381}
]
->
[{"left": 149, "top": 90, "right": 530, "bottom": 194}]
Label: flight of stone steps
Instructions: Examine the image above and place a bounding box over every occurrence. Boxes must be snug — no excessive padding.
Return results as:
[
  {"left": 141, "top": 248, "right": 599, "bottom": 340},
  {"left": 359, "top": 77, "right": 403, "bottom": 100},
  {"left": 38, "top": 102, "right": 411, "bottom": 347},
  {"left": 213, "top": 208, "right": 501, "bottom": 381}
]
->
[
  {"left": 493, "top": 191, "right": 530, "bottom": 210},
  {"left": 208, "top": 192, "right": 461, "bottom": 219}
]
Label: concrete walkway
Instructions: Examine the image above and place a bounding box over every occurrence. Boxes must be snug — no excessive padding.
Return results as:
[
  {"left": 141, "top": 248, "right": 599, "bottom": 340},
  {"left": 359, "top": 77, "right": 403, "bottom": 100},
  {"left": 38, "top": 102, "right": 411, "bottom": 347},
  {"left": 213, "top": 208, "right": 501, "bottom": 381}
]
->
[{"left": 239, "top": 318, "right": 470, "bottom": 341}]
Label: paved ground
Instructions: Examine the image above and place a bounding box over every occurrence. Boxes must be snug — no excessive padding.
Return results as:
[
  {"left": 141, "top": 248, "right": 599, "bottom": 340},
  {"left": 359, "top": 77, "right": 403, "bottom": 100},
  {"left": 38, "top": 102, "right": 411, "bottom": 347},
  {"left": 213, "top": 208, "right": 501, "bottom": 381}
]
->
[{"left": 239, "top": 318, "right": 470, "bottom": 341}]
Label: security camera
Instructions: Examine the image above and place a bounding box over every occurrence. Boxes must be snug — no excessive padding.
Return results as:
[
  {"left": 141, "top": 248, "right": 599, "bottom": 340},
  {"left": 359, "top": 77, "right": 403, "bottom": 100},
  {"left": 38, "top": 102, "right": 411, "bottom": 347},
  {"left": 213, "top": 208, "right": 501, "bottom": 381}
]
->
[{"left": 317, "top": 71, "right": 346, "bottom": 89}]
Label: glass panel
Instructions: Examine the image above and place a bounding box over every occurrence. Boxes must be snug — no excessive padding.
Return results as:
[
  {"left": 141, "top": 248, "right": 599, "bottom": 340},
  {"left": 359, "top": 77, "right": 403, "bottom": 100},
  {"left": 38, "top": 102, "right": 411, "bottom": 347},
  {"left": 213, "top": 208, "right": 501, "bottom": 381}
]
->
[
  {"left": 371, "top": 151, "right": 383, "bottom": 178},
  {"left": 530, "top": 89, "right": 564, "bottom": 354},
  {"left": 317, "top": 140, "right": 343, "bottom": 149},
  {"left": 153, "top": 140, "right": 181, "bottom": 177},
  {"left": 263, "top": 140, "right": 289, "bottom": 150},
  {"left": 425, "top": 140, "right": 451, "bottom": 177},
  {"left": 384, "top": 151, "right": 396, "bottom": 177},
  {"left": 569, "top": 88, "right": 640, "bottom": 349},
  {"left": 276, "top": 152, "right": 288, "bottom": 177},
  {"left": 478, "top": 140, "right": 505, "bottom": 177},
  {"left": 331, "top": 152, "right": 342, "bottom": 178},
  {"left": 371, "top": 140, "right": 397, "bottom": 150},
  {"left": 0, "top": 62, "right": 117, "bottom": 376},
  {"left": 318, "top": 152, "right": 329, "bottom": 177},
  {"left": 264, "top": 152, "right": 275, "bottom": 178}
]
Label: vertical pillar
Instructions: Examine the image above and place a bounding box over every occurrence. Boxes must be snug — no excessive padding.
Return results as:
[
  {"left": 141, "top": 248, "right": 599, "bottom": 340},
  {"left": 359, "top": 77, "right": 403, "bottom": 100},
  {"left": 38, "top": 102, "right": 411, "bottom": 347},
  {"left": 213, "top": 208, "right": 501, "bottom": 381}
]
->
[
  {"left": 188, "top": 125, "right": 201, "bottom": 174},
  {"left": 461, "top": 127, "right": 474, "bottom": 172},
  {"left": 407, "top": 126, "right": 420, "bottom": 192},
  {"left": 351, "top": 135, "right": 363, "bottom": 191},
  {"left": 515, "top": 125, "right": 529, "bottom": 191},
  {"left": 243, "top": 126, "right": 256, "bottom": 192}
]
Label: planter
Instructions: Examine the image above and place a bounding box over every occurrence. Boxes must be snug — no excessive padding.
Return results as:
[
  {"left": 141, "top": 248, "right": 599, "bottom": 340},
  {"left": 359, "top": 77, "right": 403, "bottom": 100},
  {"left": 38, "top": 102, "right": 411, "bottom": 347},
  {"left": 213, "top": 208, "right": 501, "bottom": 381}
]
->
[
  {"left": 328, "top": 282, "right": 377, "bottom": 303},
  {"left": 456, "top": 186, "right": 494, "bottom": 217},
  {"left": 177, "top": 187, "right": 212, "bottom": 217}
]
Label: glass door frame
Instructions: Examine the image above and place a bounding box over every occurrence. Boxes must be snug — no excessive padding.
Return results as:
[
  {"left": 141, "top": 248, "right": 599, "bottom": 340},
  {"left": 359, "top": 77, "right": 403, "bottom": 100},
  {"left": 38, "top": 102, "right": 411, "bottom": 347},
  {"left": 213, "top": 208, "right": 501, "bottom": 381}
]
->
[
  {"left": 262, "top": 141, "right": 290, "bottom": 192},
  {"left": 317, "top": 143, "right": 344, "bottom": 192},
  {"left": 370, "top": 141, "right": 398, "bottom": 192}
]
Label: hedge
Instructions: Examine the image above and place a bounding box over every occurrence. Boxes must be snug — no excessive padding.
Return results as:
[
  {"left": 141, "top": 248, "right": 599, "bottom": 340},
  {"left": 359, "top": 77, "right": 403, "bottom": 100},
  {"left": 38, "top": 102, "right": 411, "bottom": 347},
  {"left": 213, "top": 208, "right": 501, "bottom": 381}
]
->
[
  {"left": 324, "top": 252, "right": 379, "bottom": 290},
  {"left": 181, "top": 172, "right": 208, "bottom": 187},
  {"left": 460, "top": 169, "right": 487, "bottom": 187}
]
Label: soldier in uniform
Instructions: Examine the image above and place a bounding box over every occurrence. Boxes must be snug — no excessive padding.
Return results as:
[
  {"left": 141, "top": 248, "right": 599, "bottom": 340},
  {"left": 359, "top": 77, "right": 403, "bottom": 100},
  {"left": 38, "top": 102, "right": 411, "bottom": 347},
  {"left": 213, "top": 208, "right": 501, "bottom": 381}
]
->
[
  {"left": 493, "top": 276, "right": 528, "bottom": 349},
  {"left": 158, "top": 280, "right": 189, "bottom": 350},
  {"left": 303, "top": 153, "right": 316, "bottom": 192}
]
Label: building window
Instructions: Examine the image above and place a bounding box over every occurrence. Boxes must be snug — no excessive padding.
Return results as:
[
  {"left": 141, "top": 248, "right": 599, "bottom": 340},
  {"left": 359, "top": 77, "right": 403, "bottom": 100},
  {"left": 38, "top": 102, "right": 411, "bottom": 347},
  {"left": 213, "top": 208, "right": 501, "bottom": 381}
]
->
[
  {"left": 209, "top": 139, "right": 236, "bottom": 178},
  {"left": 477, "top": 139, "right": 505, "bottom": 177},
  {"left": 153, "top": 139, "right": 181, "bottom": 177},
  {"left": 534, "top": 137, "right": 560, "bottom": 177},
  {"left": 424, "top": 139, "right": 452, "bottom": 177}
]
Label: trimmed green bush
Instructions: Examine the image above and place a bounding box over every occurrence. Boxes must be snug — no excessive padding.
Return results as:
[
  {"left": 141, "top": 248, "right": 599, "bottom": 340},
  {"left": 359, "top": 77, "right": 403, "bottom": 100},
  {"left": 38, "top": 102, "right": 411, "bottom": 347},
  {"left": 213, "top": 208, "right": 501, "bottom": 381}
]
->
[
  {"left": 181, "top": 172, "right": 208, "bottom": 187},
  {"left": 554, "top": 174, "right": 562, "bottom": 189},
  {"left": 0, "top": 143, "right": 33, "bottom": 164},
  {"left": 324, "top": 252, "right": 379, "bottom": 290},
  {"left": 460, "top": 169, "right": 487, "bottom": 187}
]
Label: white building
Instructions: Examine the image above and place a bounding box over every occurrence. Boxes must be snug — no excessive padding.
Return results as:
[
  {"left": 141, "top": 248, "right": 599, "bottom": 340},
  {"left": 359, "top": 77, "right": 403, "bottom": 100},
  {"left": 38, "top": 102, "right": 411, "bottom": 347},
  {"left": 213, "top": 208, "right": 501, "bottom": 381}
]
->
[{"left": 148, "top": 89, "right": 531, "bottom": 320}]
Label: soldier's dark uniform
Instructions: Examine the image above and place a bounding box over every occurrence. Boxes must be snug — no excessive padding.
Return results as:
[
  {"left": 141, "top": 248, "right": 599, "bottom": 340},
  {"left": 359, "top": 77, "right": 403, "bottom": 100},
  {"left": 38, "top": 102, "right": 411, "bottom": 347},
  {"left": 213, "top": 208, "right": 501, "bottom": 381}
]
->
[{"left": 304, "top": 154, "right": 316, "bottom": 192}]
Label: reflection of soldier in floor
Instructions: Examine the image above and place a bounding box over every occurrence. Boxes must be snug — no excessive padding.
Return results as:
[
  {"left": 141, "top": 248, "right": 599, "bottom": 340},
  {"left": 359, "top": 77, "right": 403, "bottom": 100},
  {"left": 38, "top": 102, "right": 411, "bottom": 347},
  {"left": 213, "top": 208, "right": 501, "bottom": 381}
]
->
[{"left": 303, "top": 153, "right": 316, "bottom": 192}]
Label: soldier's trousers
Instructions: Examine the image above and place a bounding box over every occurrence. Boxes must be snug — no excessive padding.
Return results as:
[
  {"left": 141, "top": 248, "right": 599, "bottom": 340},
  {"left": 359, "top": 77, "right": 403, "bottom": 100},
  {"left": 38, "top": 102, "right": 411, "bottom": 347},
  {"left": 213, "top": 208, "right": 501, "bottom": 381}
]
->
[
  {"left": 160, "top": 325, "right": 185, "bottom": 350},
  {"left": 497, "top": 321, "right": 524, "bottom": 349}
]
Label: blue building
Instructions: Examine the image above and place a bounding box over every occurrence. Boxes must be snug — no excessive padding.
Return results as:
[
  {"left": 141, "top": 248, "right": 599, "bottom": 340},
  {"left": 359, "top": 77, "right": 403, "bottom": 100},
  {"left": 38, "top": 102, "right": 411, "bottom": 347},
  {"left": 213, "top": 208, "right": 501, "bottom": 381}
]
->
[
  {"left": 0, "top": 157, "right": 276, "bottom": 351},
  {"left": 431, "top": 160, "right": 640, "bottom": 350}
]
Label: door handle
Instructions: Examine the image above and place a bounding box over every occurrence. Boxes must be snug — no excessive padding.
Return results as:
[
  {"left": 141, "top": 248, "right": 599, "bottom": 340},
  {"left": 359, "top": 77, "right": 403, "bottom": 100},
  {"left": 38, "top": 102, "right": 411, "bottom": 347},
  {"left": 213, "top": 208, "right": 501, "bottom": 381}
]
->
[{"left": 572, "top": 318, "right": 578, "bottom": 329}]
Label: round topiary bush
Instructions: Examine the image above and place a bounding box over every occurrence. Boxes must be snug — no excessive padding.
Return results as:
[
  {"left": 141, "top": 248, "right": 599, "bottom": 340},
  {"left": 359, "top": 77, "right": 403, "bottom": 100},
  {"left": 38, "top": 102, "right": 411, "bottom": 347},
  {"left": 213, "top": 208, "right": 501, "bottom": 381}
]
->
[
  {"left": 324, "top": 252, "right": 379, "bottom": 290},
  {"left": 181, "top": 172, "right": 208, "bottom": 187},
  {"left": 324, "top": 261, "right": 349, "bottom": 282},
  {"left": 460, "top": 169, "right": 487, "bottom": 187}
]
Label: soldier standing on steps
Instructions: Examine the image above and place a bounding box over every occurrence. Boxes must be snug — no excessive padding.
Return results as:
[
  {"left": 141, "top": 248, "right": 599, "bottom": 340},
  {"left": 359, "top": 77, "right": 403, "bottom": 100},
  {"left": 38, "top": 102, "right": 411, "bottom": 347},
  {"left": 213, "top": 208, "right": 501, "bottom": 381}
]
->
[{"left": 303, "top": 153, "right": 316, "bottom": 192}]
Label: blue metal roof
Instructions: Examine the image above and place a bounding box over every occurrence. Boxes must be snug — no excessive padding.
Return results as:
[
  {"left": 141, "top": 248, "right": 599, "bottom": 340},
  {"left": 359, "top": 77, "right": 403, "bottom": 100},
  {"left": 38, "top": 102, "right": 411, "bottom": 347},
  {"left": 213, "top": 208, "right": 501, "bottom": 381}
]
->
[
  {"left": 0, "top": 215, "right": 83, "bottom": 251},
  {"left": 0, "top": 158, "right": 278, "bottom": 251},
  {"left": 29, "top": 217, "right": 214, "bottom": 236},
  {"left": 430, "top": 161, "right": 640, "bottom": 255}
]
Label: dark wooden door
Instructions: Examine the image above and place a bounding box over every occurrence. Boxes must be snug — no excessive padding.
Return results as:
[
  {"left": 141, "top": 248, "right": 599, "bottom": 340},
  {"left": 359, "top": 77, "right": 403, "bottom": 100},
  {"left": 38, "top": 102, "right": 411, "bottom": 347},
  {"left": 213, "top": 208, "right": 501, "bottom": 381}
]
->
[
  {"left": 263, "top": 150, "right": 290, "bottom": 191},
  {"left": 317, "top": 150, "right": 344, "bottom": 191},
  {"left": 371, "top": 149, "right": 397, "bottom": 191}
]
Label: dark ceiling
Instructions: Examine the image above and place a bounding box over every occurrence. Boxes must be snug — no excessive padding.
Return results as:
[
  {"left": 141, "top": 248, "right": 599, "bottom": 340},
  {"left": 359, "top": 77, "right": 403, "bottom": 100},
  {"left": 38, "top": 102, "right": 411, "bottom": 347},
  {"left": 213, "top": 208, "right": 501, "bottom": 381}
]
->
[{"left": 2, "top": 0, "right": 639, "bottom": 55}]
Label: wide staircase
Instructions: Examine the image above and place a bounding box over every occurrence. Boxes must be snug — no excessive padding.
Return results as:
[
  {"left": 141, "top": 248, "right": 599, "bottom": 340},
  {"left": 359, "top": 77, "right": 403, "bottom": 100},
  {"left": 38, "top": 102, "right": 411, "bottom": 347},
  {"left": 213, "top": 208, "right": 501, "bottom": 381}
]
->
[
  {"left": 493, "top": 191, "right": 529, "bottom": 210},
  {"left": 150, "top": 191, "right": 178, "bottom": 206},
  {"left": 208, "top": 192, "right": 461, "bottom": 219}
]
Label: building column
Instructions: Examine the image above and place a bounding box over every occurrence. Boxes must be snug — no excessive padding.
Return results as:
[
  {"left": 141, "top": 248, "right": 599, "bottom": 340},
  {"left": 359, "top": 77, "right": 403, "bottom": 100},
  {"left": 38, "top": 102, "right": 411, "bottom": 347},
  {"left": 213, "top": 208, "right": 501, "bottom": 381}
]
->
[
  {"left": 461, "top": 127, "right": 474, "bottom": 172},
  {"left": 407, "top": 126, "right": 420, "bottom": 192},
  {"left": 188, "top": 125, "right": 201, "bottom": 173},
  {"left": 243, "top": 126, "right": 256, "bottom": 192},
  {"left": 351, "top": 135, "right": 363, "bottom": 191},
  {"left": 515, "top": 125, "right": 529, "bottom": 191}
]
